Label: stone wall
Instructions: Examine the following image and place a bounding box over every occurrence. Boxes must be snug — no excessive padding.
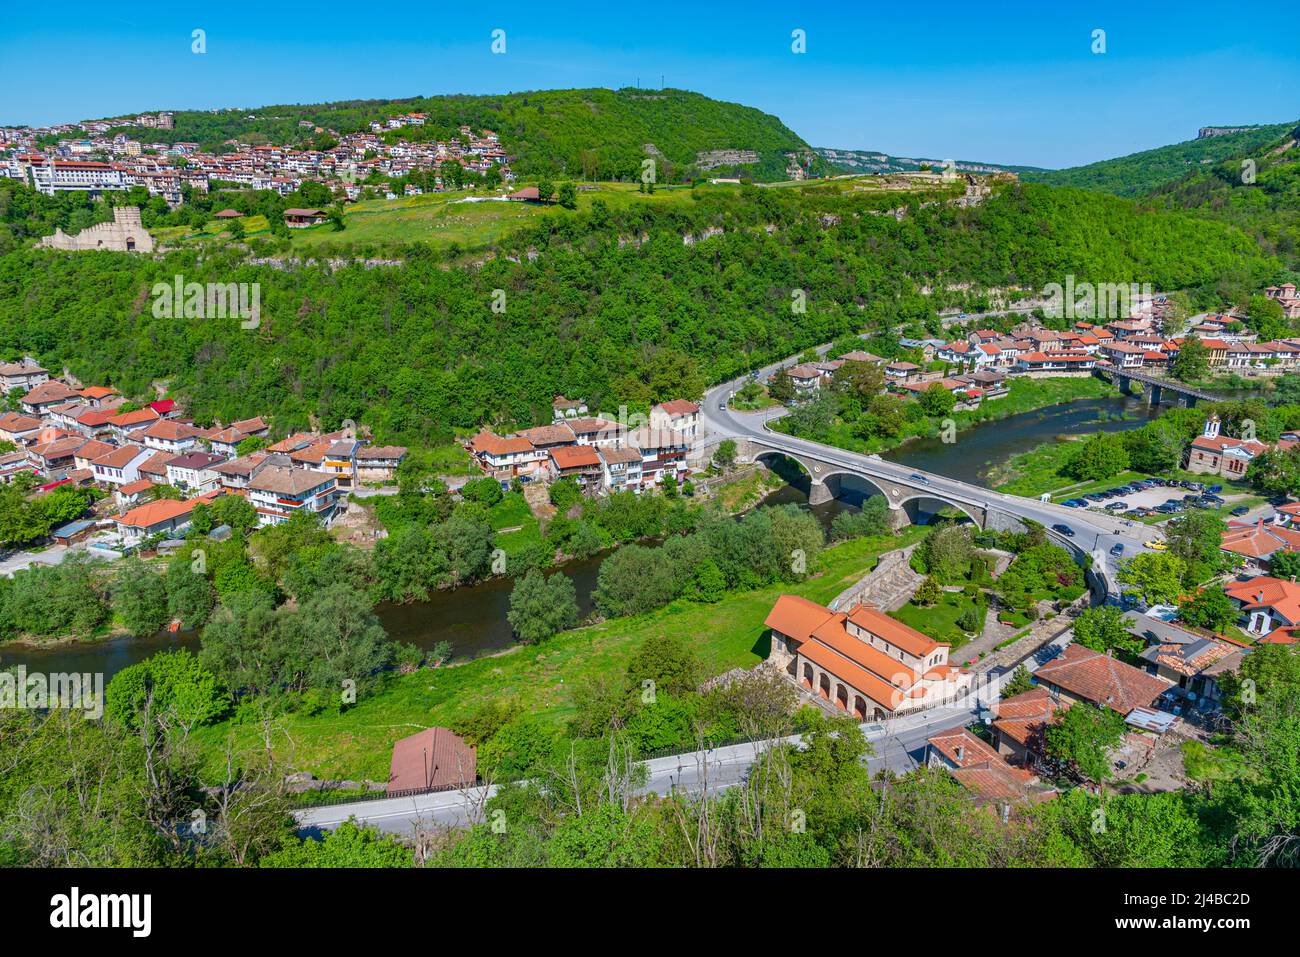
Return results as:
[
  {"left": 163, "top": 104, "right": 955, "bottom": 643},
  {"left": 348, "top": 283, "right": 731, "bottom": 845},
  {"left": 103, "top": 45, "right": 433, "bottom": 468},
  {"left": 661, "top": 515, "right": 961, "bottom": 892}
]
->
[{"left": 38, "top": 206, "right": 154, "bottom": 253}]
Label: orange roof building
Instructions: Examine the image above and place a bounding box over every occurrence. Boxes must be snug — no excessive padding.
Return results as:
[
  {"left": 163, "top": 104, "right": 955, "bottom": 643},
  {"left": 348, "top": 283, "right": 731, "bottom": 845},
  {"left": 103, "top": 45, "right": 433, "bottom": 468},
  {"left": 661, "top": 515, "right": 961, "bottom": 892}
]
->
[{"left": 764, "top": 594, "right": 967, "bottom": 719}]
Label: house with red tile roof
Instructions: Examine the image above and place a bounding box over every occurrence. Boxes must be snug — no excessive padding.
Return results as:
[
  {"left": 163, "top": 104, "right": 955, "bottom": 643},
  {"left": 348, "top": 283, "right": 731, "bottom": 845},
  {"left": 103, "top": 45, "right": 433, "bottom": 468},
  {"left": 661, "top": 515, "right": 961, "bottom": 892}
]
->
[
  {"left": 1223, "top": 576, "right": 1300, "bottom": 641},
  {"left": 1033, "top": 644, "right": 1171, "bottom": 716},
  {"left": 925, "top": 727, "right": 1050, "bottom": 807},
  {"left": 765, "top": 594, "right": 968, "bottom": 719},
  {"left": 20, "top": 380, "right": 80, "bottom": 415},
  {"left": 650, "top": 399, "right": 701, "bottom": 441},
  {"left": 387, "top": 727, "right": 476, "bottom": 794},
  {"left": 1219, "top": 520, "right": 1300, "bottom": 572},
  {"left": 113, "top": 497, "right": 198, "bottom": 544},
  {"left": 989, "top": 686, "right": 1067, "bottom": 766},
  {"left": 548, "top": 443, "right": 602, "bottom": 486}
]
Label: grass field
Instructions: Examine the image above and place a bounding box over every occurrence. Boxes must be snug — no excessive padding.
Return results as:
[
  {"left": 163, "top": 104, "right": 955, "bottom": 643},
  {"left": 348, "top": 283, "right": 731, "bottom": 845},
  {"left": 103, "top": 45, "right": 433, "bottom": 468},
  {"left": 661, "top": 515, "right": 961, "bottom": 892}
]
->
[
  {"left": 160, "top": 182, "right": 705, "bottom": 253},
  {"left": 190, "top": 526, "right": 926, "bottom": 781},
  {"left": 890, "top": 590, "right": 981, "bottom": 647}
]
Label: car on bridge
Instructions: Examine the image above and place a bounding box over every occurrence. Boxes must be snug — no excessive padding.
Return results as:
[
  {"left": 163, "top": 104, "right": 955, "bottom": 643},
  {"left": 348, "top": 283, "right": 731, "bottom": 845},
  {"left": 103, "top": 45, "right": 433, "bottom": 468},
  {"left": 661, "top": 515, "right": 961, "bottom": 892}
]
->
[
  {"left": 1051, "top": 523, "right": 1075, "bottom": 537},
  {"left": 909, "top": 473, "right": 929, "bottom": 484}
]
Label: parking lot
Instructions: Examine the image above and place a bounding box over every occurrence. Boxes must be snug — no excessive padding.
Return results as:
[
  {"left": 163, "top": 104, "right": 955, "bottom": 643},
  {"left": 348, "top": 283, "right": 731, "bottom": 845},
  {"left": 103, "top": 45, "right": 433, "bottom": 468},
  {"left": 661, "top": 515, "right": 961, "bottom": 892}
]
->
[{"left": 1060, "top": 478, "right": 1239, "bottom": 521}]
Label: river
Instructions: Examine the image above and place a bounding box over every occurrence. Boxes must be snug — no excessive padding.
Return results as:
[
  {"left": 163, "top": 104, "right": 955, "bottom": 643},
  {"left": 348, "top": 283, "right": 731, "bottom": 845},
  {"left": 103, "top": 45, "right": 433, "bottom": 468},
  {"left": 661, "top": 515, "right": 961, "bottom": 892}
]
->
[{"left": 1, "top": 393, "right": 1160, "bottom": 680}]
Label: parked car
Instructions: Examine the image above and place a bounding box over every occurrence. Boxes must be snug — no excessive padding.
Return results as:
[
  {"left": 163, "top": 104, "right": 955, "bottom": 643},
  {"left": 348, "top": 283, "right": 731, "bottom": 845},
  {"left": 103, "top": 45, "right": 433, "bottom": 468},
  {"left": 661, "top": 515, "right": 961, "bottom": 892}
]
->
[
  {"left": 1230, "top": 504, "right": 1250, "bottom": 516},
  {"left": 1063, "top": 499, "right": 1086, "bottom": 507},
  {"left": 1051, "top": 523, "right": 1075, "bottom": 537},
  {"left": 1208, "top": 484, "right": 1223, "bottom": 493},
  {"left": 1144, "top": 540, "right": 1168, "bottom": 551},
  {"left": 1110, "top": 543, "right": 1125, "bottom": 557},
  {"left": 1105, "top": 501, "right": 1126, "bottom": 511}
]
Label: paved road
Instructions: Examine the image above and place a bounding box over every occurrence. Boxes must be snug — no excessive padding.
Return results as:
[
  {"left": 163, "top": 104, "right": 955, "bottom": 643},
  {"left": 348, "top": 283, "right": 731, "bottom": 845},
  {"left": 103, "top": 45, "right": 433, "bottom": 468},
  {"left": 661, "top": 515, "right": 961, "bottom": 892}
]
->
[{"left": 294, "top": 637, "right": 1079, "bottom": 838}]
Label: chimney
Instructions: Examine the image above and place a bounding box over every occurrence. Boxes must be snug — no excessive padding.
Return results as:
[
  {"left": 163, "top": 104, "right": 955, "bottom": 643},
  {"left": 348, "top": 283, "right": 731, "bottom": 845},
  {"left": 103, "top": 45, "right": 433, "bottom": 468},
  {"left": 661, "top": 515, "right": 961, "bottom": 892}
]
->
[{"left": 955, "top": 744, "right": 965, "bottom": 762}]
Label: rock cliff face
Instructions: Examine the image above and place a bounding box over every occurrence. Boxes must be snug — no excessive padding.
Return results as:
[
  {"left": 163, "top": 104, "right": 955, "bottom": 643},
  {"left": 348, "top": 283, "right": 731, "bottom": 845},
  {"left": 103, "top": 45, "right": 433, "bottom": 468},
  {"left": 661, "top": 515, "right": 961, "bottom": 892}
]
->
[{"left": 695, "top": 149, "right": 759, "bottom": 170}]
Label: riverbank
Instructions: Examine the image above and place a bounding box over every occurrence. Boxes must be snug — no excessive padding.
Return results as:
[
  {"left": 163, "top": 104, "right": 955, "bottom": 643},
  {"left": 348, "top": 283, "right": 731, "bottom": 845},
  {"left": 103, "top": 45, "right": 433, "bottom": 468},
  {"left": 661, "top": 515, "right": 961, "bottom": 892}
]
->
[
  {"left": 775, "top": 375, "right": 1122, "bottom": 457},
  {"left": 190, "top": 527, "right": 928, "bottom": 781}
]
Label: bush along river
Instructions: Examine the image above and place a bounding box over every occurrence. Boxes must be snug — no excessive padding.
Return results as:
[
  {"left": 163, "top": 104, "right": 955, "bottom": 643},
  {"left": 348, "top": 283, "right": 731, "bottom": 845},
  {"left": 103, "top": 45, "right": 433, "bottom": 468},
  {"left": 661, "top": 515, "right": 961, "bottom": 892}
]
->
[{"left": 1, "top": 392, "right": 1164, "bottom": 682}]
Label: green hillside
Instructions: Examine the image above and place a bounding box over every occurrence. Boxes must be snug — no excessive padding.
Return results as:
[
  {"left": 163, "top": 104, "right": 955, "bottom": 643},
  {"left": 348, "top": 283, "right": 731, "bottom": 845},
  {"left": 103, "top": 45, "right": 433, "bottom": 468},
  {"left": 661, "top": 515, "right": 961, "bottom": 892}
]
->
[
  {"left": 0, "top": 179, "right": 1280, "bottom": 446},
  {"left": 1147, "top": 126, "right": 1300, "bottom": 270},
  {"left": 1022, "top": 122, "right": 1297, "bottom": 196},
  {"left": 105, "top": 88, "right": 824, "bottom": 183}
]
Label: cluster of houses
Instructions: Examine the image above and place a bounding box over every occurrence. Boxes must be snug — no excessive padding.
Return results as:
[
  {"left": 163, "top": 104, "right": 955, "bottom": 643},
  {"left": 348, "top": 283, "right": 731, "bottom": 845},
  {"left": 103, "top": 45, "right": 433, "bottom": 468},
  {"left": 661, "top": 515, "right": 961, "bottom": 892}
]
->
[
  {"left": 466, "top": 396, "right": 701, "bottom": 494},
  {"left": 0, "top": 359, "right": 405, "bottom": 548},
  {"left": 1, "top": 111, "right": 509, "bottom": 207}
]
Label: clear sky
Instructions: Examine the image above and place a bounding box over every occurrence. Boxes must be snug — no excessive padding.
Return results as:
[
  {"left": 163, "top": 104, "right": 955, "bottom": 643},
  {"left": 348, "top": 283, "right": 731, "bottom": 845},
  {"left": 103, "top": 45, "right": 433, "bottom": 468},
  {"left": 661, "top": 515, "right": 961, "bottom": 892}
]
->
[{"left": 3, "top": 1, "right": 1297, "bottom": 169}]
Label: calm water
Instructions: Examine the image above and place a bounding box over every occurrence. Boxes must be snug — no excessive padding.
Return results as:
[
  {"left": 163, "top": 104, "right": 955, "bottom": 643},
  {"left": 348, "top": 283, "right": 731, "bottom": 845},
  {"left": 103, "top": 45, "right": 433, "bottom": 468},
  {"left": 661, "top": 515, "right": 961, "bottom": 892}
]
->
[{"left": 1, "top": 393, "right": 1157, "bottom": 680}]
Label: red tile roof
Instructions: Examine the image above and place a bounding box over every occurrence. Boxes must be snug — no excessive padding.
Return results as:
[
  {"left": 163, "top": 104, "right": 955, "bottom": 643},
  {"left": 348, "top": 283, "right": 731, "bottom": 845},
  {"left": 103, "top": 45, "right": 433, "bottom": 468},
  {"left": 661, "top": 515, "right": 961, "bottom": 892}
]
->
[
  {"left": 387, "top": 728, "right": 476, "bottom": 793},
  {"left": 1034, "top": 644, "right": 1170, "bottom": 715}
]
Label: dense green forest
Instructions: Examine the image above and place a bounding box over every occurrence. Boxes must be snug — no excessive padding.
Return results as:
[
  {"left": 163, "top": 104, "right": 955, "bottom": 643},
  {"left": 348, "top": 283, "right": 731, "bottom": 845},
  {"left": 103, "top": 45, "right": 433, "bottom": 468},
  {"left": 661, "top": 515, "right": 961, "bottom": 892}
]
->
[
  {"left": 0, "top": 179, "right": 1281, "bottom": 445},
  {"left": 1147, "top": 127, "right": 1300, "bottom": 271},
  {"left": 1023, "top": 122, "right": 1297, "bottom": 196},
  {"left": 101, "top": 88, "right": 823, "bottom": 182}
]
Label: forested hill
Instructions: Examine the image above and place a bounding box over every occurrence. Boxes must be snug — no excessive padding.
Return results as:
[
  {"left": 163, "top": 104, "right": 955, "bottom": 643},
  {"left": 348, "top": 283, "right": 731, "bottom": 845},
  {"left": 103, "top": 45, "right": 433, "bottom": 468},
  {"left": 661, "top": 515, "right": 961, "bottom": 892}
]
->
[
  {"left": 104, "top": 88, "right": 823, "bottom": 182},
  {"left": 1021, "top": 122, "right": 1297, "bottom": 196},
  {"left": 1147, "top": 126, "right": 1300, "bottom": 271},
  {"left": 0, "top": 182, "right": 1281, "bottom": 445}
]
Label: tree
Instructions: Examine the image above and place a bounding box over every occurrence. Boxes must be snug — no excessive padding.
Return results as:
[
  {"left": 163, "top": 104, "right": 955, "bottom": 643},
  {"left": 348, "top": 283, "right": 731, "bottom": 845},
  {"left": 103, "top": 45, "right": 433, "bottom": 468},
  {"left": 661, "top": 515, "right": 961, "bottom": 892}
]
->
[
  {"left": 1172, "top": 336, "right": 1211, "bottom": 382},
  {"left": 914, "top": 575, "right": 942, "bottom": 606},
  {"left": 105, "top": 648, "right": 229, "bottom": 735},
  {"left": 260, "top": 821, "right": 411, "bottom": 868},
  {"left": 536, "top": 179, "right": 555, "bottom": 203},
  {"left": 556, "top": 182, "right": 578, "bottom": 210},
  {"left": 1045, "top": 702, "right": 1126, "bottom": 782},
  {"left": 1177, "top": 585, "right": 1238, "bottom": 632},
  {"left": 1002, "top": 665, "right": 1035, "bottom": 698},
  {"left": 1118, "top": 551, "right": 1188, "bottom": 606},
  {"left": 1063, "top": 431, "right": 1129, "bottom": 481},
  {"left": 1072, "top": 605, "right": 1141, "bottom": 656},
  {"left": 507, "top": 568, "right": 580, "bottom": 643},
  {"left": 918, "top": 524, "right": 973, "bottom": 583},
  {"left": 713, "top": 438, "right": 737, "bottom": 471},
  {"left": 462, "top": 476, "right": 504, "bottom": 507},
  {"left": 1164, "top": 509, "right": 1229, "bottom": 583},
  {"left": 918, "top": 382, "right": 957, "bottom": 417},
  {"left": 1248, "top": 446, "right": 1300, "bottom": 496},
  {"left": 1268, "top": 549, "right": 1300, "bottom": 580},
  {"left": 112, "top": 555, "right": 169, "bottom": 636},
  {"left": 858, "top": 393, "right": 909, "bottom": 439},
  {"left": 766, "top": 370, "right": 795, "bottom": 403}
]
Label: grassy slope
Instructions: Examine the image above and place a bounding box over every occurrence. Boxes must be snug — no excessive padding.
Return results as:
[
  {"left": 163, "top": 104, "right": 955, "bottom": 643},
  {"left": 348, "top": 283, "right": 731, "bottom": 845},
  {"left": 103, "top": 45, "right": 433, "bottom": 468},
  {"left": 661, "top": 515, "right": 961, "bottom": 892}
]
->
[
  {"left": 1022, "top": 123, "right": 1297, "bottom": 197},
  {"left": 190, "top": 528, "right": 926, "bottom": 780}
]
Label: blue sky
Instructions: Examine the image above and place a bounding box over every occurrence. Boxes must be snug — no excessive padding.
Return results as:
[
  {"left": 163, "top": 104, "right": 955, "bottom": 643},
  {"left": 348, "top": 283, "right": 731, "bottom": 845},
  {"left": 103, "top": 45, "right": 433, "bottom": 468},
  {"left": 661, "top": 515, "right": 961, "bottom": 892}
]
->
[{"left": 3, "top": 1, "right": 1297, "bottom": 169}]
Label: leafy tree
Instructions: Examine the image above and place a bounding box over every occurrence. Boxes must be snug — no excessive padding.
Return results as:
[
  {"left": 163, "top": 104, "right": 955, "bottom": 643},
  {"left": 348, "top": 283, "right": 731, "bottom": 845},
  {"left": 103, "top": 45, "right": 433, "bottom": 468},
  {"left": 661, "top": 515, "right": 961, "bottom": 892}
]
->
[
  {"left": 1177, "top": 585, "right": 1238, "bottom": 633},
  {"left": 260, "top": 821, "right": 411, "bottom": 868},
  {"left": 1164, "top": 509, "right": 1229, "bottom": 583},
  {"left": 507, "top": 568, "right": 580, "bottom": 643},
  {"left": 112, "top": 555, "right": 169, "bottom": 636},
  {"left": 1045, "top": 702, "right": 1126, "bottom": 782},
  {"left": 461, "top": 476, "right": 504, "bottom": 507},
  {"left": 918, "top": 382, "right": 957, "bottom": 417},
  {"left": 914, "top": 575, "right": 942, "bottom": 606},
  {"left": 1001, "top": 665, "right": 1035, "bottom": 698},
  {"left": 713, "top": 438, "right": 737, "bottom": 471},
  {"left": 1172, "top": 335, "right": 1211, "bottom": 382},
  {"left": 1063, "top": 431, "right": 1129, "bottom": 481},
  {"left": 1118, "top": 551, "right": 1188, "bottom": 606},
  {"left": 556, "top": 182, "right": 578, "bottom": 210},
  {"left": 105, "top": 648, "right": 229, "bottom": 734},
  {"left": 1072, "top": 605, "right": 1141, "bottom": 656}
]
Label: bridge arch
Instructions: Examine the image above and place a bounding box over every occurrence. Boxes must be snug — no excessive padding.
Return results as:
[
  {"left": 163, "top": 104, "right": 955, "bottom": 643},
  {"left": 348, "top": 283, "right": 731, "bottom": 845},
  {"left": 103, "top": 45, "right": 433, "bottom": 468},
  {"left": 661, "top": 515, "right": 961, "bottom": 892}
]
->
[
  {"left": 817, "top": 470, "right": 891, "bottom": 507},
  {"left": 753, "top": 449, "right": 814, "bottom": 493},
  {"left": 895, "top": 494, "right": 985, "bottom": 529}
]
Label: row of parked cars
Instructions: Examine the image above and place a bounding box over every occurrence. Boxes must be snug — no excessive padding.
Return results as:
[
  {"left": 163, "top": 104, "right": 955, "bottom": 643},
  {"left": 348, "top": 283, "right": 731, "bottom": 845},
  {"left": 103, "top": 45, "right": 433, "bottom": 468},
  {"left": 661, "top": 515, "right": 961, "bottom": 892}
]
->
[{"left": 1060, "top": 478, "right": 1249, "bottom": 520}]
